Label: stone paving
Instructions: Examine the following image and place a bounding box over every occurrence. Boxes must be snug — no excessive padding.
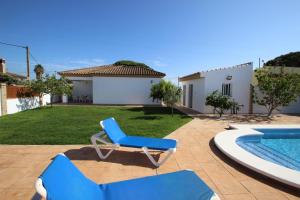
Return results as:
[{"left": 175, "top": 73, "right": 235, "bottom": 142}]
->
[{"left": 0, "top": 113, "right": 300, "bottom": 199}]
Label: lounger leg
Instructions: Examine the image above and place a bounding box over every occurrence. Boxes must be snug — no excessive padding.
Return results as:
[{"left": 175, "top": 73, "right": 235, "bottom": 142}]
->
[
  {"left": 91, "top": 132, "right": 119, "bottom": 160},
  {"left": 142, "top": 147, "right": 176, "bottom": 167}
]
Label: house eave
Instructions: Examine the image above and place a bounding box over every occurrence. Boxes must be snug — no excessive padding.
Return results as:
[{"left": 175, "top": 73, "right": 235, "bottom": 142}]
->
[
  {"left": 179, "top": 72, "right": 201, "bottom": 82},
  {"left": 59, "top": 73, "right": 165, "bottom": 78}
]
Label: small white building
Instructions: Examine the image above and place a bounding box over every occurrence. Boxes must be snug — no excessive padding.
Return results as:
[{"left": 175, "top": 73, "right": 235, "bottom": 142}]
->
[
  {"left": 179, "top": 62, "right": 253, "bottom": 114},
  {"left": 58, "top": 63, "right": 165, "bottom": 105}
]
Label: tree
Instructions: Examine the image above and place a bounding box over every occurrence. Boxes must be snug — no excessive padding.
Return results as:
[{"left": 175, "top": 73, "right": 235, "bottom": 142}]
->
[
  {"left": 23, "top": 78, "right": 46, "bottom": 106},
  {"left": 150, "top": 80, "right": 181, "bottom": 116},
  {"left": 265, "top": 52, "right": 300, "bottom": 67},
  {"left": 0, "top": 73, "right": 19, "bottom": 85},
  {"left": 253, "top": 67, "right": 300, "bottom": 116},
  {"left": 150, "top": 79, "right": 167, "bottom": 102},
  {"left": 205, "top": 90, "right": 233, "bottom": 117},
  {"left": 25, "top": 74, "right": 72, "bottom": 107},
  {"left": 44, "top": 75, "right": 72, "bottom": 106},
  {"left": 34, "top": 64, "right": 45, "bottom": 80},
  {"left": 114, "top": 60, "right": 151, "bottom": 69},
  {"left": 163, "top": 83, "right": 182, "bottom": 117}
]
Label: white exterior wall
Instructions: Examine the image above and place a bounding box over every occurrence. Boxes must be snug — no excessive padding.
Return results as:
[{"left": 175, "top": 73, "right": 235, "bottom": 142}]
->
[
  {"left": 202, "top": 64, "right": 253, "bottom": 113},
  {"left": 181, "top": 78, "right": 205, "bottom": 112},
  {"left": 180, "top": 63, "right": 253, "bottom": 114},
  {"left": 7, "top": 94, "right": 50, "bottom": 115},
  {"left": 92, "top": 77, "right": 161, "bottom": 105}
]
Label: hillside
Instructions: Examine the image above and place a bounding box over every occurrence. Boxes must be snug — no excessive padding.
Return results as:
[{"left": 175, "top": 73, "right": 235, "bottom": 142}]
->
[{"left": 265, "top": 52, "right": 300, "bottom": 67}]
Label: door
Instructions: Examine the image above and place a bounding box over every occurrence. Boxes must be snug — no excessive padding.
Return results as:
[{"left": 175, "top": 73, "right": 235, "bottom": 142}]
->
[
  {"left": 182, "top": 85, "right": 186, "bottom": 106},
  {"left": 188, "top": 84, "right": 193, "bottom": 108}
]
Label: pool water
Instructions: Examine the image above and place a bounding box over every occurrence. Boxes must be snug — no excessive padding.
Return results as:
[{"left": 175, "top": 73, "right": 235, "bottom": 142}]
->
[{"left": 236, "top": 129, "right": 300, "bottom": 171}]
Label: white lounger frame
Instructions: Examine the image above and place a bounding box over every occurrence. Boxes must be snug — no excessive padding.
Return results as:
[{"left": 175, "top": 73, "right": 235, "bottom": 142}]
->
[
  {"left": 91, "top": 118, "right": 176, "bottom": 167},
  {"left": 35, "top": 153, "right": 67, "bottom": 199}
]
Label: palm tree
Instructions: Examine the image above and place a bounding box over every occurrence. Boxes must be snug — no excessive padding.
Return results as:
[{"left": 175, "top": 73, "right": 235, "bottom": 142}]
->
[
  {"left": 33, "top": 64, "right": 45, "bottom": 106},
  {"left": 34, "top": 64, "right": 44, "bottom": 80}
]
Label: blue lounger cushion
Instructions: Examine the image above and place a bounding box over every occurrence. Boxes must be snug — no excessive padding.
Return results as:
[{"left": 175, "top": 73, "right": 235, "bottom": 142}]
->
[
  {"left": 101, "top": 117, "right": 177, "bottom": 150},
  {"left": 40, "top": 155, "right": 103, "bottom": 200},
  {"left": 40, "top": 155, "right": 216, "bottom": 200},
  {"left": 118, "top": 136, "right": 176, "bottom": 150},
  {"left": 100, "top": 169, "right": 214, "bottom": 200},
  {"left": 101, "top": 117, "right": 126, "bottom": 143}
]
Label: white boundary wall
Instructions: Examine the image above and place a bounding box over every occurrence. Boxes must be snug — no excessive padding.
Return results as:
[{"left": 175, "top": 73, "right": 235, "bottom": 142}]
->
[
  {"left": 6, "top": 94, "right": 50, "bottom": 115},
  {"left": 253, "top": 95, "right": 300, "bottom": 114}
]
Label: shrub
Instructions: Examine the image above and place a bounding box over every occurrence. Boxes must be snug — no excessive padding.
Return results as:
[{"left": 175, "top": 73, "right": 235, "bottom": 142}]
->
[{"left": 205, "top": 90, "right": 233, "bottom": 117}]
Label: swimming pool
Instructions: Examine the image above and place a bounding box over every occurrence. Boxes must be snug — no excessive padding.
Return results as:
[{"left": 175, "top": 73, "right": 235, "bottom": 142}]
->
[
  {"left": 236, "top": 129, "right": 300, "bottom": 171},
  {"left": 214, "top": 125, "right": 300, "bottom": 188}
]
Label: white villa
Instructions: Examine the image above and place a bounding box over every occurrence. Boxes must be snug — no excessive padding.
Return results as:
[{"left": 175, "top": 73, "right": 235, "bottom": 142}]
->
[
  {"left": 179, "top": 62, "right": 300, "bottom": 114},
  {"left": 58, "top": 63, "right": 165, "bottom": 105},
  {"left": 179, "top": 62, "right": 253, "bottom": 114}
]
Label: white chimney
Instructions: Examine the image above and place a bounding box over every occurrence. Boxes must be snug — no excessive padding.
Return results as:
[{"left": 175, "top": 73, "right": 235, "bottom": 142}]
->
[{"left": 0, "top": 58, "right": 6, "bottom": 73}]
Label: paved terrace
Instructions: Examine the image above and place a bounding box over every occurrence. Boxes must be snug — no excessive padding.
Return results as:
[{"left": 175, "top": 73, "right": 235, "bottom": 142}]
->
[{"left": 0, "top": 112, "right": 300, "bottom": 199}]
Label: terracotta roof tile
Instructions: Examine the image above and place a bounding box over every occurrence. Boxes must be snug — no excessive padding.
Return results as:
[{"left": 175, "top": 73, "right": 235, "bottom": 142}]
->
[
  {"left": 6, "top": 72, "right": 26, "bottom": 80},
  {"left": 58, "top": 64, "right": 165, "bottom": 78}
]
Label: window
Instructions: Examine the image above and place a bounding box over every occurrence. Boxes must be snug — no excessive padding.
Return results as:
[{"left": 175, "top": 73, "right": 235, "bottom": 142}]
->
[{"left": 222, "top": 83, "right": 232, "bottom": 96}]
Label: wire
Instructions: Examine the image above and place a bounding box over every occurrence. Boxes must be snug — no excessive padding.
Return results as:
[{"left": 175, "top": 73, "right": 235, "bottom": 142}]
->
[
  {"left": 29, "top": 52, "right": 39, "bottom": 64},
  {"left": 0, "top": 41, "right": 26, "bottom": 48},
  {"left": 0, "top": 41, "right": 42, "bottom": 65}
]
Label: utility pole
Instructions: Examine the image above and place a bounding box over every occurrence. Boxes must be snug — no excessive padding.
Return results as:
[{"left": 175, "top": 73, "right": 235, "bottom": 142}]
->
[
  {"left": 26, "top": 46, "right": 30, "bottom": 80},
  {"left": 0, "top": 42, "right": 32, "bottom": 79}
]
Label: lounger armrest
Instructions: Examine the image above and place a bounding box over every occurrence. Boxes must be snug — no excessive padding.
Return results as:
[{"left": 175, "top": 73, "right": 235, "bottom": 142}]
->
[
  {"left": 35, "top": 178, "right": 47, "bottom": 199},
  {"left": 211, "top": 193, "right": 221, "bottom": 200},
  {"left": 91, "top": 131, "right": 112, "bottom": 145}
]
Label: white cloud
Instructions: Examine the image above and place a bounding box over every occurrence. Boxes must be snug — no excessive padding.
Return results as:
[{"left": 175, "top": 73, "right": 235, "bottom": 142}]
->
[
  {"left": 153, "top": 60, "right": 167, "bottom": 67},
  {"left": 3, "top": 58, "right": 105, "bottom": 76},
  {"left": 68, "top": 58, "right": 105, "bottom": 66},
  {"left": 42, "top": 58, "right": 105, "bottom": 73}
]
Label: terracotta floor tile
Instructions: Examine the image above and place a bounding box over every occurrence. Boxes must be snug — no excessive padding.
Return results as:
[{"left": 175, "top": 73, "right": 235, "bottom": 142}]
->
[
  {"left": 240, "top": 179, "right": 280, "bottom": 194},
  {"left": 0, "top": 167, "right": 29, "bottom": 189},
  {"left": 0, "top": 188, "right": 36, "bottom": 200},
  {"left": 0, "top": 154, "right": 25, "bottom": 168},
  {"left": 223, "top": 194, "right": 256, "bottom": 200},
  {"left": 253, "top": 192, "right": 289, "bottom": 200},
  {"left": 213, "top": 156, "right": 256, "bottom": 182},
  {"left": 5, "top": 154, "right": 53, "bottom": 168},
  {"left": 190, "top": 146, "right": 216, "bottom": 164},
  {"left": 156, "top": 157, "right": 180, "bottom": 174},
  {"left": 201, "top": 163, "right": 248, "bottom": 195},
  {"left": 194, "top": 169, "right": 221, "bottom": 195},
  {"left": 175, "top": 155, "right": 203, "bottom": 170},
  {"left": 10, "top": 175, "right": 37, "bottom": 189},
  {"left": 280, "top": 191, "right": 300, "bottom": 200}
]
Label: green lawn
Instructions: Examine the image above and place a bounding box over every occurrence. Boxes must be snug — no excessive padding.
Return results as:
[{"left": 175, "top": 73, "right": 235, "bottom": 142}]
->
[{"left": 0, "top": 105, "right": 191, "bottom": 144}]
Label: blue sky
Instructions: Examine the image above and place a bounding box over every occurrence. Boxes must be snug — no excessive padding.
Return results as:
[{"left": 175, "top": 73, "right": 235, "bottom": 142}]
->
[{"left": 1, "top": 0, "right": 299, "bottom": 81}]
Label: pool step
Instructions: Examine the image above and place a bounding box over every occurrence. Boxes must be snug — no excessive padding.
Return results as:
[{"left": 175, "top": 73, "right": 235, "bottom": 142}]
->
[{"left": 237, "top": 141, "right": 300, "bottom": 171}]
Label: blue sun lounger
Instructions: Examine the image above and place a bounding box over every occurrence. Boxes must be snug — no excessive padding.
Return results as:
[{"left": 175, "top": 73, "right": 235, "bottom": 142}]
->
[
  {"left": 91, "top": 117, "right": 177, "bottom": 167},
  {"left": 35, "top": 154, "right": 220, "bottom": 200}
]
